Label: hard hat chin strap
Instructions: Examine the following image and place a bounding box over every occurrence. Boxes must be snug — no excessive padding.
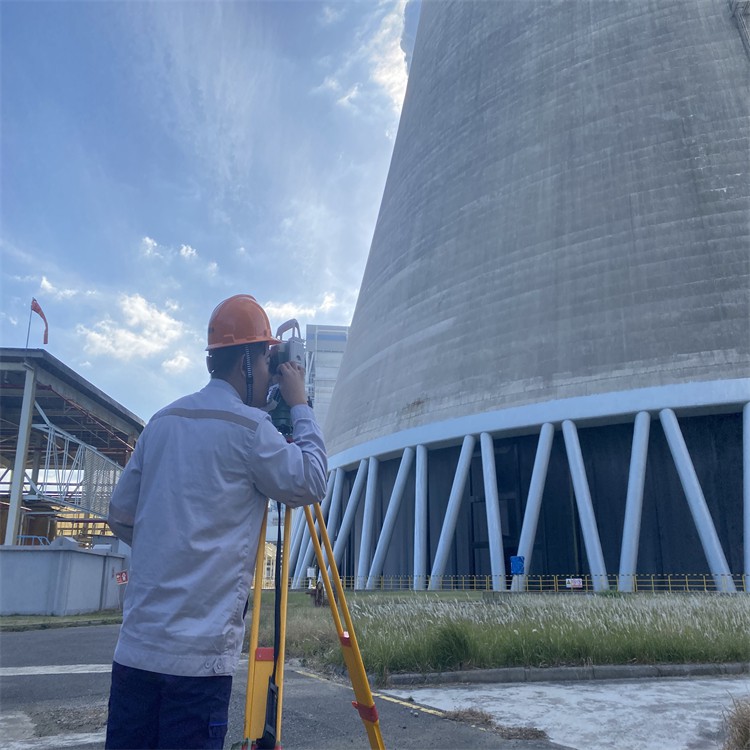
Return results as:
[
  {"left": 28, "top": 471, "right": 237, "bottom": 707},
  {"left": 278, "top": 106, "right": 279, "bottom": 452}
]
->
[{"left": 244, "top": 345, "right": 254, "bottom": 406}]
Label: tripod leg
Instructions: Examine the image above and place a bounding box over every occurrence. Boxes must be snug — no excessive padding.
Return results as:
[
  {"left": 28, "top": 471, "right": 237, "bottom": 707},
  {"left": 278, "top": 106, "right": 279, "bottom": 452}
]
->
[
  {"left": 244, "top": 506, "right": 270, "bottom": 743},
  {"left": 273, "top": 507, "right": 293, "bottom": 741},
  {"left": 303, "top": 504, "right": 386, "bottom": 750},
  {"left": 244, "top": 505, "right": 291, "bottom": 750}
]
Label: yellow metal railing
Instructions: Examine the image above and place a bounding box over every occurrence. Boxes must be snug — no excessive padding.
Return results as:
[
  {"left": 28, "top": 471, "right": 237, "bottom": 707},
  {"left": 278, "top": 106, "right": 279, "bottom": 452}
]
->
[{"left": 273, "top": 572, "right": 747, "bottom": 593}]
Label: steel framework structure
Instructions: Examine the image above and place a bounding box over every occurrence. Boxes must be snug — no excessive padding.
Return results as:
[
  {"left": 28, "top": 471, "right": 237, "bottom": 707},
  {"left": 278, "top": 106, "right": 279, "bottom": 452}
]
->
[
  {"left": 306, "top": 1, "right": 748, "bottom": 594},
  {"left": 290, "top": 385, "right": 748, "bottom": 594}
]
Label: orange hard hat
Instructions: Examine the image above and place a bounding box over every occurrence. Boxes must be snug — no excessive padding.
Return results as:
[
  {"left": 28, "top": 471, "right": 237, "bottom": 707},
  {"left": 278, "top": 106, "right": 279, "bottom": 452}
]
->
[{"left": 206, "top": 295, "right": 280, "bottom": 350}]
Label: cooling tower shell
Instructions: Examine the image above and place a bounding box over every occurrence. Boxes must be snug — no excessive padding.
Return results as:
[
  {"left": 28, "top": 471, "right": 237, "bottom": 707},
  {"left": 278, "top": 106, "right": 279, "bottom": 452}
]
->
[
  {"left": 326, "top": 0, "right": 750, "bottom": 459},
  {"left": 293, "top": 0, "right": 750, "bottom": 592}
]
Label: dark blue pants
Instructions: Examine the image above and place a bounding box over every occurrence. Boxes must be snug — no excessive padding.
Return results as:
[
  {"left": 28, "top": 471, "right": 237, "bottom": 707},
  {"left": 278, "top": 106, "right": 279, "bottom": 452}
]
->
[{"left": 105, "top": 661, "right": 232, "bottom": 749}]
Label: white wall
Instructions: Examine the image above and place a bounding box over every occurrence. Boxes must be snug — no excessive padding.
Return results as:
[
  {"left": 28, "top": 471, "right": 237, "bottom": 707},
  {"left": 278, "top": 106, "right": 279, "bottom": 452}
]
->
[{"left": 0, "top": 543, "right": 128, "bottom": 615}]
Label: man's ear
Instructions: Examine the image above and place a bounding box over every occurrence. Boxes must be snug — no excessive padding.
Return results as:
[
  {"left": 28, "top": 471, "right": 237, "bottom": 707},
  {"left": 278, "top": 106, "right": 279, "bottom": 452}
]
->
[
  {"left": 206, "top": 355, "right": 213, "bottom": 375},
  {"left": 238, "top": 352, "right": 247, "bottom": 377}
]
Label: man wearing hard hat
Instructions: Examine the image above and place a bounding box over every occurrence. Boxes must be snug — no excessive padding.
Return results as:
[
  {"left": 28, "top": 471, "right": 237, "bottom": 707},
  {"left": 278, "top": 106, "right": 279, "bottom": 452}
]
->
[{"left": 105, "top": 294, "right": 327, "bottom": 749}]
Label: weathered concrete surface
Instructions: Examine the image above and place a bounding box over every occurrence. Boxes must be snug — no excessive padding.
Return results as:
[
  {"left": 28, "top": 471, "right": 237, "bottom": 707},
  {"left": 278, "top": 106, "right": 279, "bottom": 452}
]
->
[
  {"left": 387, "top": 675, "right": 750, "bottom": 750},
  {"left": 327, "top": 0, "right": 750, "bottom": 454}
]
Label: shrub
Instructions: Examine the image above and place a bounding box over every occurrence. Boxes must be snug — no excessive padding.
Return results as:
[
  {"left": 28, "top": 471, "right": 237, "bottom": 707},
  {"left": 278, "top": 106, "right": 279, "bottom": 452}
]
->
[{"left": 723, "top": 697, "right": 750, "bottom": 750}]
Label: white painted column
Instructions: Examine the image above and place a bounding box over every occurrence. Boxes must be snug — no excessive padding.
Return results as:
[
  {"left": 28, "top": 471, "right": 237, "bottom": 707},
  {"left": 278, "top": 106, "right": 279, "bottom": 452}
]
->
[
  {"left": 289, "top": 470, "right": 335, "bottom": 575},
  {"left": 511, "top": 423, "right": 554, "bottom": 592},
  {"left": 659, "top": 409, "right": 736, "bottom": 593},
  {"left": 429, "top": 434, "right": 476, "bottom": 590},
  {"left": 480, "top": 433, "right": 505, "bottom": 591},
  {"left": 367, "top": 447, "right": 415, "bottom": 589},
  {"left": 356, "top": 457, "right": 380, "bottom": 589},
  {"left": 562, "top": 420, "right": 609, "bottom": 592},
  {"left": 291, "top": 468, "right": 336, "bottom": 588},
  {"left": 331, "top": 458, "right": 370, "bottom": 574},
  {"left": 320, "top": 467, "right": 345, "bottom": 568},
  {"left": 413, "top": 445, "right": 428, "bottom": 590},
  {"left": 744, "top": 403, "right": 750, "bottom": 592},
  {"left": 618, "top": 412, "right": 651, "bottom": 592},
  {"left": 5, "top": 365, "right": 36, "bottom": 545}
]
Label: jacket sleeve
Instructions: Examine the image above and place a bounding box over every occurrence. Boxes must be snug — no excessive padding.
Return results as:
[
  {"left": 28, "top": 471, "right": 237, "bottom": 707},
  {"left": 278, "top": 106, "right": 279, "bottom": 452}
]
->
[
  {"left": 250, "top": 405, "right": 328, "bottom": 507},
  {"left": 107, "top": 435, "right": 145, "bottom": 545}
]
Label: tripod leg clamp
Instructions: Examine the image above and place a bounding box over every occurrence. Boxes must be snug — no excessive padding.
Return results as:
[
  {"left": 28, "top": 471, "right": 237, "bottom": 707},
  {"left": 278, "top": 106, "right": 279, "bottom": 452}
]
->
[{"left": 352, "top": 701, "right": 379, "bottom": 724}]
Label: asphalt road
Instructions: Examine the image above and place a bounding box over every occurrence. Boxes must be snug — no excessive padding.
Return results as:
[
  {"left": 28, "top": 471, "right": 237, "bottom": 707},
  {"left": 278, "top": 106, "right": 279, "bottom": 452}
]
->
[{"left": 0, "top": 624, "right": 566, "bottom": 750}]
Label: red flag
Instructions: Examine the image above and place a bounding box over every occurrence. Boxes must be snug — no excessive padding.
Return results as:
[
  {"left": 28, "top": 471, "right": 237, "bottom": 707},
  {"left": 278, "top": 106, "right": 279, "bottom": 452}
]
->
[{"left": 31, "top": 298, "right": 49, "bottom": 345}]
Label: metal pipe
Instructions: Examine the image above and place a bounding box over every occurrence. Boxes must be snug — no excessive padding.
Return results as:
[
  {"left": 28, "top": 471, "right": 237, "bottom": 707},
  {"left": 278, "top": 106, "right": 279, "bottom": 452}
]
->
[
  {"left": 659, "top": 409, "right": 736, "bottom": 593},
  {"left": 562, "top": 420, "right": 609, "bottom": 592},
  {"left": 618, "top": 412, "right": 651, "bottom": 592},
  {"left": 367, "top": 447, "right": 415, "bottom": 589},
  {"left": 511, "top": 423, "right": 554, "bottom": 592},
  {"left": 5, "top": 364, "right": 36, "bottom": 545},
  {"left": 413, "top": 445, "right": 428, "bottom": 590},
  {"left": 429, "top": 435, "right": 476, "bottom": 590},
  {"left": 355, "top": 457, "right": 380, "bottom": 589},
  {"left": 480, "top": 433, "right": 505, "bottom": 591}
]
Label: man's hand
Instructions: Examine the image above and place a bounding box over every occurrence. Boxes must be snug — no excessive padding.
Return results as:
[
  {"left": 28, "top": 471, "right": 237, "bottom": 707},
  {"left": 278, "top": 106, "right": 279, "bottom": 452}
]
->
[{"left": 277, "top": 361, "right": 307, "bottom": 406}]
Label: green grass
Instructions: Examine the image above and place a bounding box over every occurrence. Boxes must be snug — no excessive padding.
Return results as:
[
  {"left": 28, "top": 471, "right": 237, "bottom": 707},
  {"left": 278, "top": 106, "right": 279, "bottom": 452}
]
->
[
  {"left": 253, "top": 591, "right": 750, "bottom": 682},
  {"left": 244, "top": 591, "right": 341, "bottom": 668},
  {"left": 0, "top": 609, "right": 123, "bottom": 631}
]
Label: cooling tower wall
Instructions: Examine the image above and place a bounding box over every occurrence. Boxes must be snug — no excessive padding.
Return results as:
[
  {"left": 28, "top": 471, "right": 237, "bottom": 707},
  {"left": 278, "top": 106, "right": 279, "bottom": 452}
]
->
[{"left": 326, "top": 0, "right": 750, "bottom": 458}]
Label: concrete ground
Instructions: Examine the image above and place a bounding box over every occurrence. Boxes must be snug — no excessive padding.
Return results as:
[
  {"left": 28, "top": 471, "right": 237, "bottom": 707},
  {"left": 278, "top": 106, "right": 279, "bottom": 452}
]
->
[
  {"left": 2, "top": 620, "right": 748, "bottom": 749},
  {"left": 386, "top": 675, "right": 750, "bottom": 750}
]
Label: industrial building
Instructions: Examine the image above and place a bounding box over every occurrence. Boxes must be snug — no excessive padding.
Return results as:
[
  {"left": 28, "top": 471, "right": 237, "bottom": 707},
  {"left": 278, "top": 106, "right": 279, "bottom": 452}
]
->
[
  {"left": 0, "top": 348, "right": 143, "bottom": 613},
  {"left": 305, "top": 324, "right": 349, "bottom": 440},
  {"left": 290, "top": 0, "right": 750, "bottom": 593}
]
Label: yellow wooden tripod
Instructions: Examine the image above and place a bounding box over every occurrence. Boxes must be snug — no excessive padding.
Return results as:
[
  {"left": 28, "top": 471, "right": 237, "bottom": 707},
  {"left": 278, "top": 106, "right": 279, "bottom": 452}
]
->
[{"left": 242, "top": 502, "right": 386, "bottom": 750}]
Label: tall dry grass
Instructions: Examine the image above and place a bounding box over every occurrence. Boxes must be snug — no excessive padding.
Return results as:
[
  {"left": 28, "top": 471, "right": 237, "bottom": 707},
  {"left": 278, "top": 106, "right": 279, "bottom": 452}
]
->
[
  {"left": 723, "top": 697, "right": 750, "bottom": 750},
  {"left": 246, "top": 591, "right": 750, "bottom": 683}
]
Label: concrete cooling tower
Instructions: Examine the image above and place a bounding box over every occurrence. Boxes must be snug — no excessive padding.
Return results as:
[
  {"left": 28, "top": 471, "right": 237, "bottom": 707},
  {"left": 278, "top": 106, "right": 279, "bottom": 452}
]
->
[{"left": 290, "top": 0, "right": 750, "bottom": 593}]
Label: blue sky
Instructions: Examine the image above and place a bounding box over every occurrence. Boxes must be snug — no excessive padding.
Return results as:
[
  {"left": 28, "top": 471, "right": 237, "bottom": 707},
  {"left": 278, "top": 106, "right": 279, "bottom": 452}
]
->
[{"left": 1, "top": 0, "right": 419, "bottom": 421}]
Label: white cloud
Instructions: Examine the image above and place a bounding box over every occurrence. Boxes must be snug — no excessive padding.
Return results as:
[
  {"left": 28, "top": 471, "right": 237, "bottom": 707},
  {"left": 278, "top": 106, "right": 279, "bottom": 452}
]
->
[
  {"left": 126, "top": 3, "right": 273, "bottom": 201},
  {"left": 401, "top": 0, "right": 421, "bottom": 73},
  {"left": 1, "top": 312, "right": 19, "bottom": 326},
  {"left": 77, "top": 293, "right": 183, "bottom": 360},
  {"left": 263, "top": 292, "right": 354, "bottom": 328},
  {"left": 313, "top": 1, "right": 409, "bottom": 119},
  {"left": 314, "top": 76, "right": 341, "bottom": 96},
  {"left": 337, "top": 84, "right": 361, "bottom": 109},
  {"left": 40, "top": 275, "right": 77, "bottom": 300},
  {"left": 138, "top": 238, "right": 212, "bottom": 279},
  {"left": 141, "top": 236, "right": 161, "bottom": 257},
  {"left": 264, "top": 301, "right": 318, "bottom": 322},
  {"left": 320, "top": 292, "right": 336, "bottom": 312},
  {"left": 368, "top": 0, "right": 409, "bottom": 114},
  {"left": 162, "top": 352, "right": 192, "bottom": 373},
  {"left": 320, "top": 5, "right": 344, "bottom": 26}
]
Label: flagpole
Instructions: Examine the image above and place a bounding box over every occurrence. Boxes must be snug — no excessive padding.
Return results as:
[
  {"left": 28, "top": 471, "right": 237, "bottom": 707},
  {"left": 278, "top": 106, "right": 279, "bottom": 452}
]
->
[{"left": 25, "top": 302, "right": 33, "bottom": 349}]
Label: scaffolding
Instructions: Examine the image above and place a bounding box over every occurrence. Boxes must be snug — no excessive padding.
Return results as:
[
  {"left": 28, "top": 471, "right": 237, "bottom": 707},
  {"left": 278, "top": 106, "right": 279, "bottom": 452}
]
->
[
  {"left": 0, "top": 402, "right": 122, "bottom": 519},
  {"left": 1, "top": 348, "right": 143, "bottom": 546}
]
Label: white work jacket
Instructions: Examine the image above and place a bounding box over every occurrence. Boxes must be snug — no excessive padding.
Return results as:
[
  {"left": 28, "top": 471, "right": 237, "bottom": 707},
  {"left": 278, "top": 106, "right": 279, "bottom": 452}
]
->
[{"left": 108, "top": 378, "right": 327, "bottom": 677}]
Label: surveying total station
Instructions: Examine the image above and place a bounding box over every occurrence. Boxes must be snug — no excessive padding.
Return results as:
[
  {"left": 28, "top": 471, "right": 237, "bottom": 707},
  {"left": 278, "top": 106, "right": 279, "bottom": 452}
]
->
[{"left": 240, "top": 321, "right": 385, "bottom": 750}]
